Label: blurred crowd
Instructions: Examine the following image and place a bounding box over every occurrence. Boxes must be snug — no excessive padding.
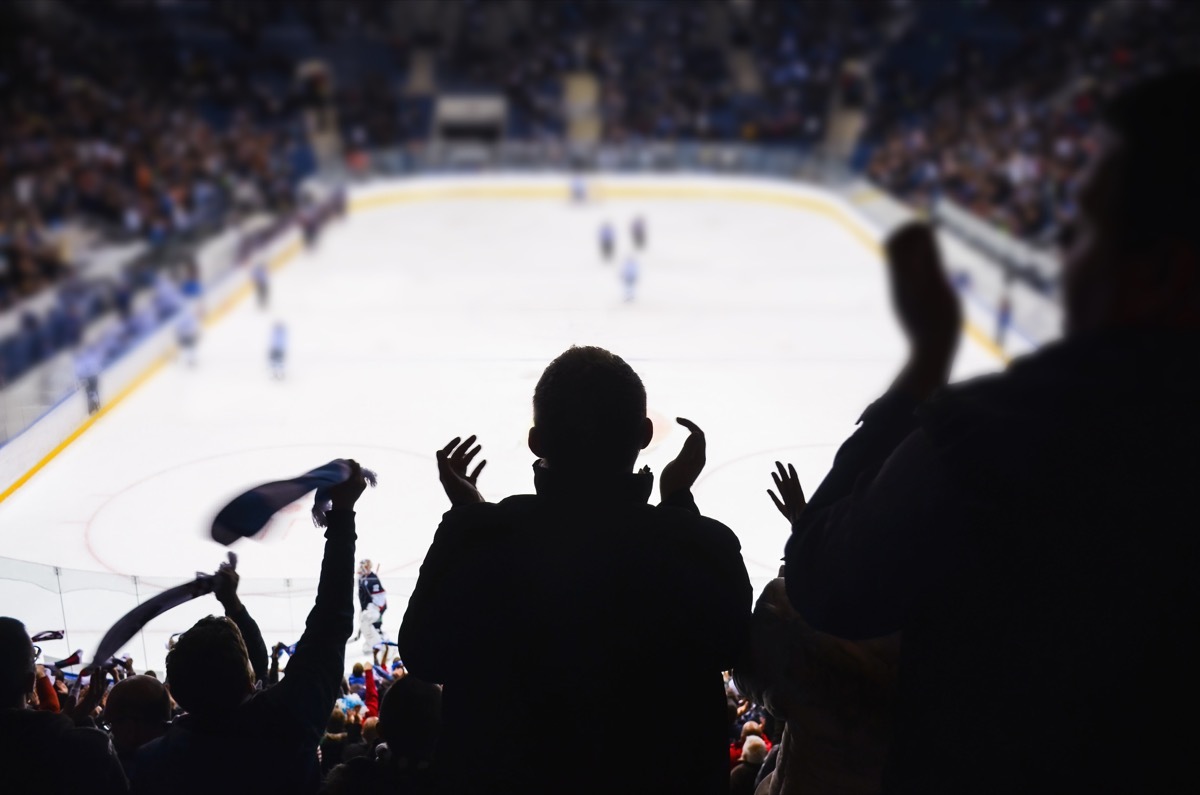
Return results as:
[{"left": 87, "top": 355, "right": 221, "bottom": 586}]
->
[
  {"left": 865, "top": 0, "right": 1200, "bottom": 246},
  {"left": 441, "top": 0, "right": 891, "bottom": 144},
  {"left": 0, "top": 0, "right": 315, "bottom": 384}
]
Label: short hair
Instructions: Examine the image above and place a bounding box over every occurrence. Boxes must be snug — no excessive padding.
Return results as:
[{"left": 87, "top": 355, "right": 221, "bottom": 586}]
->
[
  {"left": 0, "top": 617, "right": 35, "bottom": 701},
  {"left": 1101, "top": 69, "right": 1200, "bottom": 253},
  {"left": 378, "top": 675, "right": 442, "bottom": 761},
  {"left": 104, "top": 675, "right": 171, "bottom": 724},
  {"left": 742, "top": 734, "right": 768, "bottom": 765},
  {"left": 165, "top": 616, "right": 253, "bottom": 717},
  {"left": 532, "top": 346, "right": 647, "bottom": 470},
  {"left": 351, "top": 662, "right": 364, "bottom": 677},
  {"left": 327, "top": 708, "right": 347, "bottom": 733}
]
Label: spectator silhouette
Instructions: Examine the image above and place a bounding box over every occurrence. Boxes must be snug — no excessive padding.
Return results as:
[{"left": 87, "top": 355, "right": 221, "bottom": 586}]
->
[
  {"left": 730, "top": 734, "right": 767, "bottom": 795},
  {"left": 102, "top": 675, "right": 170, "bottom": 780},
  {"left": 131, "top": 462, "right": 369, "bottom": 794},
  {"left": 398, "top": 346, "right": 752, "bottom": 795},
  {"left": 320, "top": 674, "right": 442, "bottom": 795},
  {"left": 0, "top": 617, "right": 128, "bottom": 794},
  {"left": 785, "top": 70, "right": 1200, "bottom": 793},
  {"left": 731, "top": 465, "right": 898, "bottom": 795}
]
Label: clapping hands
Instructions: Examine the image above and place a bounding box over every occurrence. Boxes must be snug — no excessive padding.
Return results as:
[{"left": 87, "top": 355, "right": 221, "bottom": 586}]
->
[
  {"left": 659, "top": 417, "right": 706, "bottom": 501},
  {"left": 437, "top": 435, "right": 487, "bottom": 506},
  {"left": 885, "top": 222, "right": 962, "bottom": 400}
]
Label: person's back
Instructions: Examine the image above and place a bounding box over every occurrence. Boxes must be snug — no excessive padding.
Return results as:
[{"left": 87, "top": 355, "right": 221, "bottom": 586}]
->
[
  {"left": 785, "top": 72, "right": 1200, "bottom": 793},
  {"left": 132, "top": 693, "right": 328, "bottom": 793},
  {"left": 2, "top": 700, "right": 128, "bottom": 794},
  {"left": 399, "top": 347, "right": 751, "bottom": 795},
  {"left": 429, "top": 483, "right": 744, "bottom": 793},
  {"left": 0, "top": 617, "right": 127, "bottom": 794},
  {"left": 891, "top": 332, "right": 1200, "bottom": 791}
]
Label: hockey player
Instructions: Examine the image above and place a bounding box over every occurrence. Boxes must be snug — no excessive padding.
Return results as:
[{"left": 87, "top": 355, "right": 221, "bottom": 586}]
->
[
  {"left": 74, "top": 346, "right": 101, "bottom": 414},
  {"left": 301, "top": 204, "right": 320, "bottom": 250},
  {"left": 269, "top": 322, "right": 287, "bottom": 380},
  {"left": 570, "top": 174, "right": 589, "bottom": 205},
  {"left": 631, "top": 214, "right": 647, "bottom": 251},
  {"left": 599, "top": 221, "right": 615, "bottom": 262},
  {"left": 621, "top": 255, "right": 640, "bottom": 302},
  {"left": 176, "top": 308, "right": 200, "bottom": 367},
  {"left": 252, "top": 259, "right": 269, "bottom": 309},
  {"left": 357, "top": 559, "right": 388, "bottom": 654}
]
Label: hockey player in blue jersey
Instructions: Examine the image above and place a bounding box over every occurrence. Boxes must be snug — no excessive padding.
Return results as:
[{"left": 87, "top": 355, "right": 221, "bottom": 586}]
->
[
  {"left": 631, "top": 214, "right": 647, "bottom": 251},
  {"left": 599, "top": 221, "right": 615, "bottom": 262}
]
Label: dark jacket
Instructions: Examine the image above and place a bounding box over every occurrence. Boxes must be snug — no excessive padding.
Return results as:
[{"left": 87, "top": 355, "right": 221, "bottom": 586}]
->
[
  {"left": 398, "top": 465, "right": 753, "bottom": 795},
  {"left": 132, "top": 510, "right": 357, "bottom": 795},
  {"left": 730, "top": 760, "right": 763, "bottom": 795},
  {"left": 786, "top": 331, "right": 1200, "bottom": 793},
  {"left": 1, "top": 708, "right": 128, "bottom": 794},
  {"left": 227, "top": 601, "right": 269, "bottom": 686}
]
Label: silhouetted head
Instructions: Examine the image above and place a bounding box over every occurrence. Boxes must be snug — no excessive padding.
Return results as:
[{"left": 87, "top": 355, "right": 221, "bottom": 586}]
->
[
  {"left": 1064, "top": 69, "right": 1200, "bottom": 335},
  {"left": 103, "top": 675, "right": 171, "bottom": 756},
  {"left": 165, "top": 616, "right": 254, "bottom": 718},
  {"left": 529, "top": 346, "right": 653, "bottom": 474},
  {"left": 378, "top": 675, "right": 442, "bottom": 762},
  {"left": 0, "top": 617, "right": 35, "bottom": 708}
]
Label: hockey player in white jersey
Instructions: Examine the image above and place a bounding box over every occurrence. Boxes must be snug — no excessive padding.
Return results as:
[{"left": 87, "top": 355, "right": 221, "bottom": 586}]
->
[
  {"left": 621, "top": 255, "right": 640, "bottom": 302},
  {"left": 269, "top": 322, "right": 287, "bottom": 379},
  {"left": 176, "top": 307, "right": 200, "bottom": 367},
  {"left": 357, "top": 558, "right": 388, "bottom": 654}
]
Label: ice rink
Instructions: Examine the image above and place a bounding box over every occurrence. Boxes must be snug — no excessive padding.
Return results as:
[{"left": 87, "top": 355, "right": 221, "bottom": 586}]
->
[{"left": 0, "top": 178, "right": 1003, "bottom": 671}]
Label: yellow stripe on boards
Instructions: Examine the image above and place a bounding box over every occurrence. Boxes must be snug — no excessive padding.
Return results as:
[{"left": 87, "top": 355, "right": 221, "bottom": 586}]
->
[
  {"left": 0, "top": 243, "right": 302, "bottom": 504},
  {"left": 0, "top": 355, "right": 168, "bottom": 503},
  {"left": 1, "top": 179, "right": 1016, "bottom": 502}
]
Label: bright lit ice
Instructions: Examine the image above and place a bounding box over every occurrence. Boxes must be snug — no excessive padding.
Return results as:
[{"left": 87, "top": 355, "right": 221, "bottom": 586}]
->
[{"left": 0, "top": 186, "right": 1002, "bottom": 671}]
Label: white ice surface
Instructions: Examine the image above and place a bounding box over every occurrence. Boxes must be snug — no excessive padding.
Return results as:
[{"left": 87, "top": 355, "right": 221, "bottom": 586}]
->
[{"left": 0, "top": 189, "right": 1002, "bottom": 672}]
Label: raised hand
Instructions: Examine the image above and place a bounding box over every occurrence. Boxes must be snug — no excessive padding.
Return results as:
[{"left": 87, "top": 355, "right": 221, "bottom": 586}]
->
[
  {"left": 885, "top": 223, "right": 962, "bottom": 399},
  {"left": 437, "top": 435, "right": 487, "bottom": 506},
  {"left": 71, "top": 667, "right": 109, "bottom": 720},
  {"left": 660, "top": 417, "right": 706, "bottom": 501},
  {"left": 212, "top": 553, "right": 241, "bottom": 611},
  {"left": 767, "top": 461, "right": 807, "bottom": 526},
  {"left": 328, "top": 459, "right": 369, "bottom": 511}
]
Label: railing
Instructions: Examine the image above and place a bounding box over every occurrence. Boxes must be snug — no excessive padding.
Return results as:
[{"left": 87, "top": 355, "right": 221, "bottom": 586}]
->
[
  {"left": 0, "top": 554, "right": 417, "bottom": 674},
  {"left": 933, "top": 196, "right": 1061, "bottom": 296}
]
